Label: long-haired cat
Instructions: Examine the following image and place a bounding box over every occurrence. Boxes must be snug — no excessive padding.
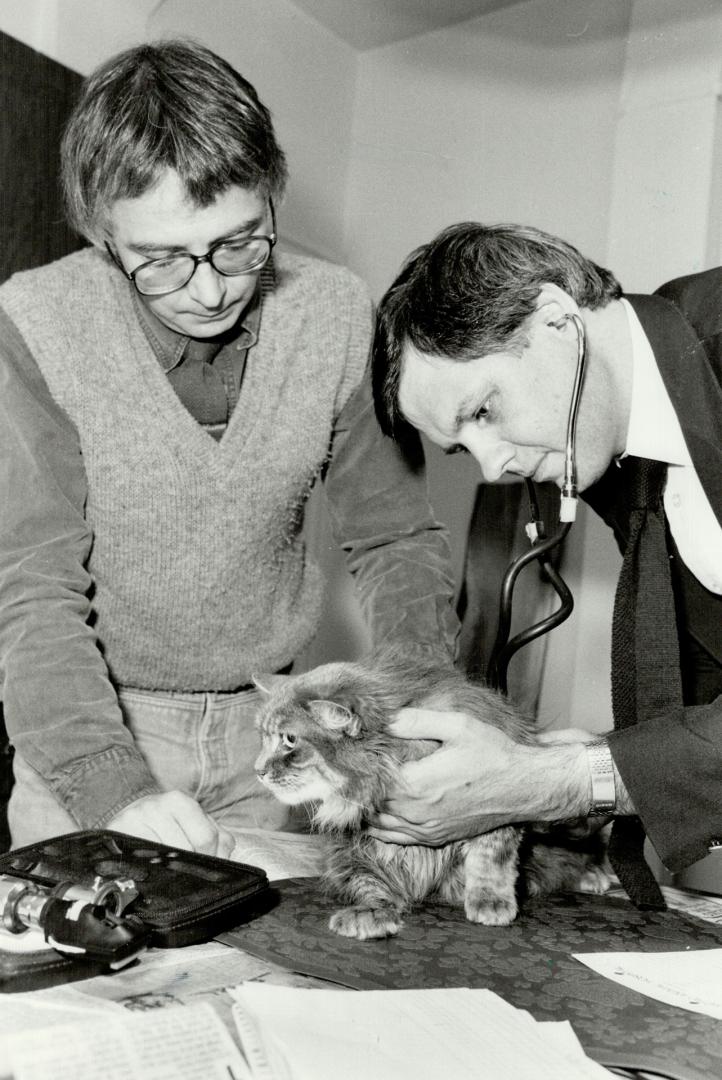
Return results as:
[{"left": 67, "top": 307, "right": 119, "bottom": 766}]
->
[{"left": 254, "top": 651, "right": 609, "bottom": 940}]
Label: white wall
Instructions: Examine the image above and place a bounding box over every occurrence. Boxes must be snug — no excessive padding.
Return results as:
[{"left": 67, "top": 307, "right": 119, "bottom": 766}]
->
[
  {"left": 148, "top": 0, "right": 358, "bottom": 263},
  {"left": 346, "top": 0, "right": 631, "bottom": 298},
  {"left": 609, "top": 0, "right": 722, "bottom": 289},
  {"left": 0, "top": 0, "right": 159, "bottom": 74}
]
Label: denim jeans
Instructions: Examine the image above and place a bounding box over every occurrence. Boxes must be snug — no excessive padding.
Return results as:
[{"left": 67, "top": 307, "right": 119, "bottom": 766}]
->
[{"left": 8, "top": 685, "right": 294, "bottom": 848}]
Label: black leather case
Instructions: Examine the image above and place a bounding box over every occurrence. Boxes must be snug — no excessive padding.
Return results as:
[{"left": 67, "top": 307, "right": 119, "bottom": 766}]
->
[{"left": 0, "top": 829, "right": 275, "bottom": 991}]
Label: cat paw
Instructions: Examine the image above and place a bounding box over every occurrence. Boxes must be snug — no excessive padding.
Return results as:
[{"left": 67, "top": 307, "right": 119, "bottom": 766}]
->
[
  {"left": 575, "top": 865, "right": 611, "bottom": 895},
  {"left": 329, "top": 907, "right": 403, "bottom": 939},
  {"left": 464, "top": 895, "right": 518, "bottom": 926}
]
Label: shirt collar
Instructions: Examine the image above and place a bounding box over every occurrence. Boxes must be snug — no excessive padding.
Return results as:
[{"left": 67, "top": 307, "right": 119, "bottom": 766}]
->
[
  {"left": 132, "top": 279, "right": 263, "bottom": 373},
  {"left": 620, "top": 297, "right": 690, "bottom": 467}
]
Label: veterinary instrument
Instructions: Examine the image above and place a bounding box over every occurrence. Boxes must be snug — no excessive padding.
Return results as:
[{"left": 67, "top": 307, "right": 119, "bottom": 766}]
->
[{"left": 486, "top": 313, "right": 587, "bottom": 694}]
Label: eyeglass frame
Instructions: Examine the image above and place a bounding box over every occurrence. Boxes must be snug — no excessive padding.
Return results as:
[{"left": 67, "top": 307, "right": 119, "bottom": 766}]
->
[{"left": 105, "top": 199, "right": 277, "bottom": 296}]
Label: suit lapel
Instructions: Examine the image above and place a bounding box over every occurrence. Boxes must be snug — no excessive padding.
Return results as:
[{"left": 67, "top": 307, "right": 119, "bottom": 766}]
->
[{"left": 626, "top": 293, "right": 722, "bottom": 527}]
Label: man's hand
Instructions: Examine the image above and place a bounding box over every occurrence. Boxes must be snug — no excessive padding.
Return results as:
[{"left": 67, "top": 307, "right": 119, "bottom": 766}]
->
[
  {"left": 366, "top": 708, "right": 592, "bottom": 846},
  {"left": 107, "top": 790, "right": 235, "bottom": 858}
]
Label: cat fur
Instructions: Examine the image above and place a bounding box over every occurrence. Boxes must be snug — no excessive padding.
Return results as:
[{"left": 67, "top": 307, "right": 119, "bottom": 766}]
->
[{"left": 254, "top": 651, "right": 609, "bottom": 940}]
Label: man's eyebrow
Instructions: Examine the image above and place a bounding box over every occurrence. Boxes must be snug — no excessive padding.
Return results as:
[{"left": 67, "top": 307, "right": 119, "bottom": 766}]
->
[
  {"left": 128, "top": 216, "right": 266, "bottom": 256},
  {"left": 452, "top": 392, "right": 481, "bottom": 431}
]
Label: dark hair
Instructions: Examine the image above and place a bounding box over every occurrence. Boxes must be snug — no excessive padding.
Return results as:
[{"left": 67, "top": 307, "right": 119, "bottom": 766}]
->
[
  {"left": 61, "top": 39, "right": 288, "bottom": 242},
  {"left": 372, "top": 221, "right": 622, "bottom": 437}
]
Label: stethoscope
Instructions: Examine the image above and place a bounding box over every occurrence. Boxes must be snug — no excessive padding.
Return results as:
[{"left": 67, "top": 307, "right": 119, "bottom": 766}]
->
[{"left": 486, "top": 312, "right": 587, "bottom": 695}]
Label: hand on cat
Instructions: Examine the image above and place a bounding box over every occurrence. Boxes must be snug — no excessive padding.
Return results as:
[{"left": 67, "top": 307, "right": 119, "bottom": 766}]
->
[
  {"left": 366, "top": 708, "right": 591, "bottom": 846},
  {"left": 107, "top": 790, "right": 236, "bottom": 858}
]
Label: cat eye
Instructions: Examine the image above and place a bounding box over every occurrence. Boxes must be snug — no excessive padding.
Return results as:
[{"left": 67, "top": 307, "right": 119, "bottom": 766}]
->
[{"left": 281, "top": 732, "right": 297, "bottom": 749}]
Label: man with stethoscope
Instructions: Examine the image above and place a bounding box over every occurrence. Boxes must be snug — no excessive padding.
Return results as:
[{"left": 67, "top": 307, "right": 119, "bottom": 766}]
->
[{"left": 369, "top": 221, "right": 722, "bottom": 908}]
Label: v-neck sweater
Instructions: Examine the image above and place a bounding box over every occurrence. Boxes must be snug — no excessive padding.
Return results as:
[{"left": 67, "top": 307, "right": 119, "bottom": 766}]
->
[{"left": 0, "top": 247, "right": 370, "bottom": 691}]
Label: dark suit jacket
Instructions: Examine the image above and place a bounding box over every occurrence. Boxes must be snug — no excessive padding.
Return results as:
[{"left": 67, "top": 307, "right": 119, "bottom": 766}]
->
[{"left": 582, "top": 272, "right": 722, "bottom": 873}]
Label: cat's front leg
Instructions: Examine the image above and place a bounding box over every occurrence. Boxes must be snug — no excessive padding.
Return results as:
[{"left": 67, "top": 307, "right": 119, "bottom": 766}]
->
[
  {"left": 329, "top": 900, "right": 405, "bottom": 940},
  {"left": 325, "top": 842, "right": 408, "bottom": 939},
  {"left": 462, "top": 827, "right": 521, "bottom": 926}
]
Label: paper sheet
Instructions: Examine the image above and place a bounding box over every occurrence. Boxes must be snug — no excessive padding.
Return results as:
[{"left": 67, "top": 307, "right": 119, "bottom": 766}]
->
[
  {"left": 229, "top": 829, "right": 330, "bottom": 882},
  {"left": 2, "top": 1000, "right": 249, "bottom": 1080},
  {"left": 228, "top": 984, "right": 612, "bottom": 1080},
  {"left": 573, "top": 947, "right": 722, "bottom": 1019}
]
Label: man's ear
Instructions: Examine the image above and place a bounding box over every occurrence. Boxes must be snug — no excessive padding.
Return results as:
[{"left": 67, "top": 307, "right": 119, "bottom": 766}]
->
[
  {"left": 252, "top": 673, "right": 288, "bottom": 697},
  {"left": 532, "top": 283, "right": 577, "bottom": 328}
]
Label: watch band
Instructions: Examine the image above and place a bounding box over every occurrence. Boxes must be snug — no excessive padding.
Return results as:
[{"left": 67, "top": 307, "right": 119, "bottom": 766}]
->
[{"left": 586, "top": 739, "right": 616, "bottom": 815}]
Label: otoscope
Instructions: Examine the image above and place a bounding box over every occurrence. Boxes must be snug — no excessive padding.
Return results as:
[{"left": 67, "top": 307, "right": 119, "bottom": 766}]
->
[
  {"left": 0, "top": 872, "right": 148, "bottom": 968},
  {"left": 486, "top": 313, "right": 587, "bottom": 695}
]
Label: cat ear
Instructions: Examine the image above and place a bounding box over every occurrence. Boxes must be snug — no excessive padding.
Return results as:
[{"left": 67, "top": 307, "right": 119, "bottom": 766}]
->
[
  {"left": 252, "top": 673, "right": 288, "bottom": 697},
  {"left": 308, "top": 699, "right": 361, "bottom": 738}
]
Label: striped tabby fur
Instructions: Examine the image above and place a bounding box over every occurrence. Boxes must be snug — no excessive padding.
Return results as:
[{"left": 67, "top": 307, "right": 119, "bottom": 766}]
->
[{"left": 254, "top": 651, "right": 608, "bottom": 939}]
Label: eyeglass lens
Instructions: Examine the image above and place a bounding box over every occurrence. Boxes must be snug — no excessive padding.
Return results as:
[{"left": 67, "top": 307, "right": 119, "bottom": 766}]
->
[{"left": 134, "top": 236, "right": 273, "bottom": 295}]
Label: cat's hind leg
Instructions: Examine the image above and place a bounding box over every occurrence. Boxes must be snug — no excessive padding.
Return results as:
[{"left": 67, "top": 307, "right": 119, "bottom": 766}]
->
[
  {"left": 523, "top": 822, "right": 611, "bottom": 899},
  {"left": 462, "top": 827, "right": 521, "bottom": 926},
  {"left": 573, "top": 863, "right": 611, "bottom": 895}
]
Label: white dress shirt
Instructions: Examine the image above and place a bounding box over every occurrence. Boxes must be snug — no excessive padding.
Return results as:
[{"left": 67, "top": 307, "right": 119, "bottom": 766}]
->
[{"left": 622, "top": 298, "right": 722, "bottom": 595}]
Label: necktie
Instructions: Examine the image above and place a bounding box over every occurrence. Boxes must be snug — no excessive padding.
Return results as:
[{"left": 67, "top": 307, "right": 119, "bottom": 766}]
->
[{"left": 609, "top": 457, "right": 683, "bottom": 909}]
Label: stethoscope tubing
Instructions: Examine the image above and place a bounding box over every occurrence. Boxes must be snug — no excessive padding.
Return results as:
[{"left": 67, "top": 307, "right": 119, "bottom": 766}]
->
[
  {"left": 485, "top": 312, "right": 587, "bottom": 695},
  {"left": 486, "top": 511, "right": 573, "bottom": 694}
]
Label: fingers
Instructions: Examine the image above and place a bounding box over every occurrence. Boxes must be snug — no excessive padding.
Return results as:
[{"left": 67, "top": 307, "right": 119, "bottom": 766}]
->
[
  {"left": 366, "top": 826, "right": 426, "bottom": 846},
  {"left": 214, "top": 825, "right": 236, "bottom": 860},
  {"left": 388, "top": 707, "right": 471, "bottom": 741},
  {"left": 366, "top": 810, "right": 448, "bottom": 847},
  {"left": 366, "top": 811, "right": 436, "bottom": 846},
  {"left": 108, "top": 791, "right": 234, "bottom": 858}
]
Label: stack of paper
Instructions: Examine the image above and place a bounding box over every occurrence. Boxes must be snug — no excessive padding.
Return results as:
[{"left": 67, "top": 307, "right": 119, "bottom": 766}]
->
[
  {"left": 228, "top": 984, "right": 613, "bottom": 1080},
  {"left": 1, "top": 1000, "right": 248, "bottom": 1080}
]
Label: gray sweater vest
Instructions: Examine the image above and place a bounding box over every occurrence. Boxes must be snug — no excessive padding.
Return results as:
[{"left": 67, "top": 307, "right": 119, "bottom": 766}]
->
[{"left": 0, "top": 247, "right": 372, "bottom": 689}]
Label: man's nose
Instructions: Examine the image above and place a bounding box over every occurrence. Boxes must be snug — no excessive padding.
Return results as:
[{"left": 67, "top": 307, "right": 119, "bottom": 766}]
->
[
  {"left": 187, "top": 260, "right": 227, "bottom": 308},
  {"left": 462, "top": 431, "right": 511, "bottom": 483},
  {"left": 473, "top": 452, "right": 508, "bottom": 483}
]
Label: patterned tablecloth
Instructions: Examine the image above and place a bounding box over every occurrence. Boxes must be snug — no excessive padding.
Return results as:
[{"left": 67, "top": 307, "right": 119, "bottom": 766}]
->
[{"left": 223, "top": 878, "right": 722, "bottom": 1080}]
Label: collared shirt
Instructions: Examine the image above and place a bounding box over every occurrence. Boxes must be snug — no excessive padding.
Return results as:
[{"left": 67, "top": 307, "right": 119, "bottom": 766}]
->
[
  {"left": 622, "top": 297, "right": 722, "bottom": 594},
  {"left": 132, "top": 278, "right": 262, "bottom": 440}
]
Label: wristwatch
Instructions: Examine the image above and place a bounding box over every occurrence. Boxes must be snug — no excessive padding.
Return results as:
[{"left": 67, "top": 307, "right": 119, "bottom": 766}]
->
[{"left": 586, "top": 739, "right": 616, "bottom": 815}]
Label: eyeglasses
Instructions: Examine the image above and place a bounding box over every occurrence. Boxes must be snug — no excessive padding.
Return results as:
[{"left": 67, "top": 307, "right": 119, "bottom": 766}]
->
[{"left": 106, "top": 202, "right": 277, "bottom": 296}]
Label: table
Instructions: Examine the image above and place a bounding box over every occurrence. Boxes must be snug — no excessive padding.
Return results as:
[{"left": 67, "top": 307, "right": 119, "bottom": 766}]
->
[{"left": 5, "top": 871, "right": 722, "bottom": 1080}]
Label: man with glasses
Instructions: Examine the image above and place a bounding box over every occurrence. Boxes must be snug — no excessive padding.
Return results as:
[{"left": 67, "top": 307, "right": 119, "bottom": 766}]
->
[{"left": 0, "top": 41, "right": 457, "bottom": 855}]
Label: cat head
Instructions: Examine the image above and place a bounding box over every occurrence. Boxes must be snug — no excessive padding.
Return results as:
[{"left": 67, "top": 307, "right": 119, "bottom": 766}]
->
[
  {"left": 252, "top": 663, "right": 397, "bottom": 830},
  {"left": 253, "top": 672, "right": 365, "bottom": 738}
]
